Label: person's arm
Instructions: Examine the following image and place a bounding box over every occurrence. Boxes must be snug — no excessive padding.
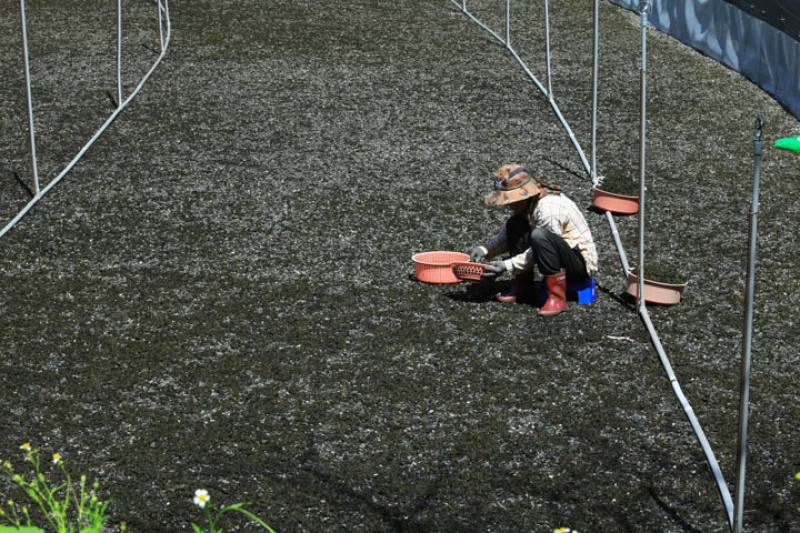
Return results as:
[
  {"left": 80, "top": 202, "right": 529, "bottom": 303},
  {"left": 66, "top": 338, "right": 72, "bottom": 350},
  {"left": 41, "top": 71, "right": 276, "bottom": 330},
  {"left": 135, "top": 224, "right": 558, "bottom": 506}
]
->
[
  {"left": 502, "top": 247, "right": 535, "bottom": 275},
  {"left": 473, "top": 226, "right": 509, "bottom": 260}
]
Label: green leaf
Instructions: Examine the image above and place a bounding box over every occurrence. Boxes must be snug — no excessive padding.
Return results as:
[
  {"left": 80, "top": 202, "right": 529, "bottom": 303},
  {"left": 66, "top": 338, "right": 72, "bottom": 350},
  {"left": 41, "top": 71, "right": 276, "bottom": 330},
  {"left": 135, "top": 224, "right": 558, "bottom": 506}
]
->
[
  {"left": 190, "top": 523, "right": 205, "bottom": 533},
  {"left": 0, "top": 527, "right": 46, "bottom": 533},
  {"left": 231, "top": 508, "right": 276, "bottom": 533},
  {"left": 219, "top": 502, "right": 249, "bottom": 512},
  {"left": 774, "top": 136, "right": 800, "bottom": 153}
]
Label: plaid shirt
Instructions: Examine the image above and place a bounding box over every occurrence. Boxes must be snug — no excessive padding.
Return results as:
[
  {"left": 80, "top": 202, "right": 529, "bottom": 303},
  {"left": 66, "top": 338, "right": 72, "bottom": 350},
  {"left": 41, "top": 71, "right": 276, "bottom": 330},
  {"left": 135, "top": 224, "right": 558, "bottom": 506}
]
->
[{"left": 484, "top": 193, "right": 598, "bottom": 275}]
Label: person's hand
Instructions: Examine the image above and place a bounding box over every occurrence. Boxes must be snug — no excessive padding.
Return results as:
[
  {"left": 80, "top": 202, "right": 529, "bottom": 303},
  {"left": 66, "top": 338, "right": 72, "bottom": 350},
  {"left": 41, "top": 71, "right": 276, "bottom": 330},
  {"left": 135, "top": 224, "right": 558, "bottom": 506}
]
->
[
  {"left": 469, "top": 246, "right": 487, "bottom": 263},
  {"left": 482, "top": 260, "right": 507, "bottom": 279}
]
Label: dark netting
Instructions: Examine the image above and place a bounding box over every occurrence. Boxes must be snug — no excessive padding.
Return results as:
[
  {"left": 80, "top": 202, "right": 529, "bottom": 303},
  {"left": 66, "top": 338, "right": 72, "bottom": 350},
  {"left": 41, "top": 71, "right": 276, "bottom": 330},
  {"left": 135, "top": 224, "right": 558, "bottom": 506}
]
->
[{"left": 723, "top": 0, "right": 800, "bottom": 40}]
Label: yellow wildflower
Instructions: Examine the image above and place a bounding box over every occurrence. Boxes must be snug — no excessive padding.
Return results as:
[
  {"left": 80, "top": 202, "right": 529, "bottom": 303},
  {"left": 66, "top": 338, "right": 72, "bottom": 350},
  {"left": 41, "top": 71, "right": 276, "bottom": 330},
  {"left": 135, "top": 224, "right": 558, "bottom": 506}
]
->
[
  {"left": 52, "top": 452, "right": 62, "bottom": 465},
  {"left": 19, "top": 442, "right": 31, "bottom": 452},
  {"left": 795, "top": 472, "right": 800, "bottom": 481}
]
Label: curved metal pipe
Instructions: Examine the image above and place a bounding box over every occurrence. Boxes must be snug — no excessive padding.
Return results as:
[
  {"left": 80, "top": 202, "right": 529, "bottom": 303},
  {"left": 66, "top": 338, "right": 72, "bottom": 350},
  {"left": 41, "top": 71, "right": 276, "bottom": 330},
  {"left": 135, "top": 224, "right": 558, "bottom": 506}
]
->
[{"left": 639, "top": 307, "right": 734, "bottom": 526}]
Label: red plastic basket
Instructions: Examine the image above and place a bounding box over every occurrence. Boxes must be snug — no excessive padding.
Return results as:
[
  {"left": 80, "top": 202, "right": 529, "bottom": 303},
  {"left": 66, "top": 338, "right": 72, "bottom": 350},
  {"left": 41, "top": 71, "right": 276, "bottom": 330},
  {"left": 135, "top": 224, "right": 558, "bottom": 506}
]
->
[
  {"left": 412, "top": 251, "right": 469, "bottom": 284},
  {"left": 450, "top": 261, "right": 486, "bottom": 281}
]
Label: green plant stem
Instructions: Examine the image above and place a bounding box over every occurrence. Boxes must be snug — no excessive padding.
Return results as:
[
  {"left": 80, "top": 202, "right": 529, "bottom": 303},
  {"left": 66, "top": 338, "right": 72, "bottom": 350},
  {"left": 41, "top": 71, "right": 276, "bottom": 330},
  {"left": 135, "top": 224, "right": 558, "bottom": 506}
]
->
[
  {"left": 231, "top": 508, "right": 276, "bottom": 532},
  {"left": 204, "top": 506, "right": 217, "bottom": 533}
]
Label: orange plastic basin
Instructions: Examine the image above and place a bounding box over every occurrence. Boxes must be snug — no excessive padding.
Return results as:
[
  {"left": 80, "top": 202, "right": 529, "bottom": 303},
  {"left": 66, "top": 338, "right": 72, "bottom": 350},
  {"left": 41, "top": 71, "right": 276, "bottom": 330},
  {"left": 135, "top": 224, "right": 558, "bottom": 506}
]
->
[
  {"left": 592, "top": 186, "right": 639, "bottom": 215},
  {"left": 412, "top": 251, "right": 470, "bottom": 284},
  {"left": 625, "top": 272, "right": 687, "bottom": 305}
]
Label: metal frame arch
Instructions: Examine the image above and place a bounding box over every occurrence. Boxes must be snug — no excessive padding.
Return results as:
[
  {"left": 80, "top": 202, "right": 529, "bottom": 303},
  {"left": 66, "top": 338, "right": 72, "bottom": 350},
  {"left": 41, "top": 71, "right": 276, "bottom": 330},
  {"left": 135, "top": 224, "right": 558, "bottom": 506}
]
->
[{"left": 1, "top": 0, "right": 172, "bottom": 240}]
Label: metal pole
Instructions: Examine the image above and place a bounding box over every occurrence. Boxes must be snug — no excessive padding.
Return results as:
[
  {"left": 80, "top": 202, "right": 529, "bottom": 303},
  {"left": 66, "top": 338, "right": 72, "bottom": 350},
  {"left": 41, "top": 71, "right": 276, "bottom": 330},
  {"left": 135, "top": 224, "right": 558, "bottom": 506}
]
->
[
  {"left": 637, "top": 0, "right": 649, "bottom": 308},
  {"left": 591, "top": 0, "right": 599, "bottom": 184},
  {"left": 504, "top": 0, "right": 510, "bottom": 48},
  {"left": 544, "top": 0, "right": 552, "bottom": 97},
  {"left": 19, "top": 0, "right": 40, "bottom": 196},
  {"left": 158, "top": 0, "right": 164, "bottom": 51},
  {"left": 733, "top": 115, "right": 763, "bottom": 533},
  {"left": 117, "top": 0, "right": 123, "bottom": 107},
  {"left": 165, "top": 0, "right": 171, "bottom": 37},
  {"left": 606, "top": 212, "right": 631, "bottom": 274}
]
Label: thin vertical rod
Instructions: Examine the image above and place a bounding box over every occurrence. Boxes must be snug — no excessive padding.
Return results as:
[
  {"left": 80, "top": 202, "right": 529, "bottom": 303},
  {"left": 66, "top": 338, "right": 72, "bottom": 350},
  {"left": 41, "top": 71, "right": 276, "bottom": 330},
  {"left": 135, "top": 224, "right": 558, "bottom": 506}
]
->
[
  {"left": 544, "top": 0, "right": 553, "bottom": 97},
  {"left": 591, "top": 0, "right": 599, "bottom": 184},
  {"left": 117, "top": 0, "right": 123, "bottom": 107},
  {"left": 637, "top": 1, "right": 648, "bottom": 309},
  {"left": 165, "top": 0, "right": 171, "bottom": 37},
  {"left": 733, "top": 115, "right": 763, "bottom": 533},
  {"left": 158, "top": 0, "right": 164, "bottom": 51},
  {"left": 504, "top": 0, "right": 510, "bottom": 47},
  {"left": 19, "top": 0, "right": 40, "bottom": 196}
]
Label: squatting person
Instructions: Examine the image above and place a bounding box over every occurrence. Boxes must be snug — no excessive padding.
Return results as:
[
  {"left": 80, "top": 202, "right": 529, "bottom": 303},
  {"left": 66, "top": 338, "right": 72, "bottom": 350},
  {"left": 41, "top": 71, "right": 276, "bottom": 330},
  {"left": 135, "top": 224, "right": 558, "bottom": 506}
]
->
[{"left": 470, "top": 163, "right": 598, "bottom": 316}]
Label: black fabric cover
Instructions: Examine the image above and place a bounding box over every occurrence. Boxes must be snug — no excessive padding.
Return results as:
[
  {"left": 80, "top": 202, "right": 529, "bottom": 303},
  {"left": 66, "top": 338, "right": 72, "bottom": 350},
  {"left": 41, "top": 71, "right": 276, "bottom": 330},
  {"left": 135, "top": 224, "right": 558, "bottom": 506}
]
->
[{"left": 723, "top": 0, "right": 800, "bottom": 40}]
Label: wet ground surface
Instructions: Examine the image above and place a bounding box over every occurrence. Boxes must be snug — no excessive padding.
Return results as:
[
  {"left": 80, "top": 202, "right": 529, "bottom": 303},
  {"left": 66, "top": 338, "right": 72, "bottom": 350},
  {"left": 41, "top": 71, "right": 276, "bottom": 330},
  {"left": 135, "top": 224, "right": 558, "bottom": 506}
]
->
[{"left": 1, "top": 0, "right": 799, "bottom": 531}]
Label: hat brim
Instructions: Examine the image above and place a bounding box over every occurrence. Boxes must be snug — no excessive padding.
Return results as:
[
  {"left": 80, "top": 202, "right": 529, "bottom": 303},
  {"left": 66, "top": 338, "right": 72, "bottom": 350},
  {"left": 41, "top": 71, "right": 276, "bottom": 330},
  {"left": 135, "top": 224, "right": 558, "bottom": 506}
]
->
[{"left": 483, "top": 181, "right": 541, "bottom": 206}]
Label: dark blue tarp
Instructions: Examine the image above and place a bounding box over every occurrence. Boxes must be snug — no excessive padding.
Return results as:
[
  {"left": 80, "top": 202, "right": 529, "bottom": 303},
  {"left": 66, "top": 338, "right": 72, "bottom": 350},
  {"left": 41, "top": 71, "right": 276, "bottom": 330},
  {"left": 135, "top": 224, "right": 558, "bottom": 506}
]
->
[
  {"left": 609, "top": 0, "right": 800, "bottom": 120},
  {"left": 724, "top": 0, "right": 800, "bottom": 40}
]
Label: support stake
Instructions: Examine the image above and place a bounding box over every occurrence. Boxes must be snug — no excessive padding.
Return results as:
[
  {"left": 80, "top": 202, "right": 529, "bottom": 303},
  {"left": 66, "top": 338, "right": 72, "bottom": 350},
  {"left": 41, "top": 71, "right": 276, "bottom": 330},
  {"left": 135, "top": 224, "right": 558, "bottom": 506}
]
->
[
  {"left": 637, "top": 0, "right": 649, "bottom": 309},
  {"left": 733, "top": 114, "right": 763, "bottom": 533},
  {"left": 19, "top": 0, "right": 40, "bottom": 196},
  {"left": 117, "top": 0, "right": 123, "bottom": 107}
]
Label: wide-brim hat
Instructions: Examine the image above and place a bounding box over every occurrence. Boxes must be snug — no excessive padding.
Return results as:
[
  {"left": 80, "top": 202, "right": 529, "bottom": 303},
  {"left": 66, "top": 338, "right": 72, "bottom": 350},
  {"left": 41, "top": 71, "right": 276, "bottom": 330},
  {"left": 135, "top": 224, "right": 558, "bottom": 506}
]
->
[{"left": 482, "top": 164, "right": 543, "bottom": 206}]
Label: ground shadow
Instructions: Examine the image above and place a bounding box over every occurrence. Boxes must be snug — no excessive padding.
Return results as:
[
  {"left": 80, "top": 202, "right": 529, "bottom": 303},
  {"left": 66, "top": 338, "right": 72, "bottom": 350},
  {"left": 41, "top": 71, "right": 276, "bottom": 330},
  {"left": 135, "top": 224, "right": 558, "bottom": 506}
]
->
[
  {"left": 297, "top": 443, "right": 447, "bottom": 533},
  {"left": 596, "top": 279, "right": 637, "bottom": 311},
  {"left": 543, "top": 155, "right": 586, "bottom": 181},
  {"left": 444, "top": 278, "right": 508, "bottom": 303},
  {"left": 12, "top": 171, "right": 34, "bottom": 198},
  {"left": 646, "top": 486, "right": 703, "bottom": 533}
]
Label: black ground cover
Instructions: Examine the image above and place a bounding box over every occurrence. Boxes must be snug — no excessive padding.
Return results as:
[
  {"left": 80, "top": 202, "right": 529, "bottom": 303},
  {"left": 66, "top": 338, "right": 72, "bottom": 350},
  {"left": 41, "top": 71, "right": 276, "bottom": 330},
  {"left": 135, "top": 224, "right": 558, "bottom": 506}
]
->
[{"left": 1, "top": 0, "right": 799, "bottom": 531}]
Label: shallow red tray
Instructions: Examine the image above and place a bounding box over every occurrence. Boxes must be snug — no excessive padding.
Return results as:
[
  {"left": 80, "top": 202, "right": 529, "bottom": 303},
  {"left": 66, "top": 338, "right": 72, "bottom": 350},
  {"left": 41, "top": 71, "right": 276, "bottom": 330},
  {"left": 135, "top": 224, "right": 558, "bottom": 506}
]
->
[{"left": 450, "top": 261, "right": 487, "bottom": 282}]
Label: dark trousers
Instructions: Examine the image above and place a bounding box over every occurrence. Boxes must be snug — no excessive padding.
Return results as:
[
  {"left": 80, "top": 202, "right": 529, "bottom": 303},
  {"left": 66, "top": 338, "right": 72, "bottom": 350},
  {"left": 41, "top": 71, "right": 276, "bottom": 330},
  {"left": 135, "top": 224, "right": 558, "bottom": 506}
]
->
[{"left": 506, "top": 216, "right": 588, "bottom": 281}]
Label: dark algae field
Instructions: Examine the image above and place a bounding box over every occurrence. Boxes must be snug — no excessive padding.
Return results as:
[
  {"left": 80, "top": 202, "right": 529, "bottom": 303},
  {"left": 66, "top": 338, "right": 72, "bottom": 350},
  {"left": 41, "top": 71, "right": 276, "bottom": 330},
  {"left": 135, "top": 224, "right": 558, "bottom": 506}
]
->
[{"left": 1, "top": 0, "right": 799, "bottom": 531}]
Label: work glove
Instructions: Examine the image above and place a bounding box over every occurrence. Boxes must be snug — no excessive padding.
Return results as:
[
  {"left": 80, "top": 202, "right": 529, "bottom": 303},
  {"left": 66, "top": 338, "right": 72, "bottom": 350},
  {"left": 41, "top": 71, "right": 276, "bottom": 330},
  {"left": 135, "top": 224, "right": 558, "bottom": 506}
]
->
[
  {"left": 469, "top": 246, "right": 487, "bottom": 263},
  {"left": 481, "top": 260, "right": 508, "bottom": 279}
]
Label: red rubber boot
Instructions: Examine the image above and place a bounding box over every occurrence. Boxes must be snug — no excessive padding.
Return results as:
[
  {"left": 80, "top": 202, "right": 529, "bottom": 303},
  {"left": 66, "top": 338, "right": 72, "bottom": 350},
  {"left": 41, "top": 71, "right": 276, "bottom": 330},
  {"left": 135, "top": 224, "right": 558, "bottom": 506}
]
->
[
  {"left": 496, "top": 273, "right": 533, "bottom": 303},
  {"left": 538, "top": 269, "right": 567, "bottom": 316}
]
